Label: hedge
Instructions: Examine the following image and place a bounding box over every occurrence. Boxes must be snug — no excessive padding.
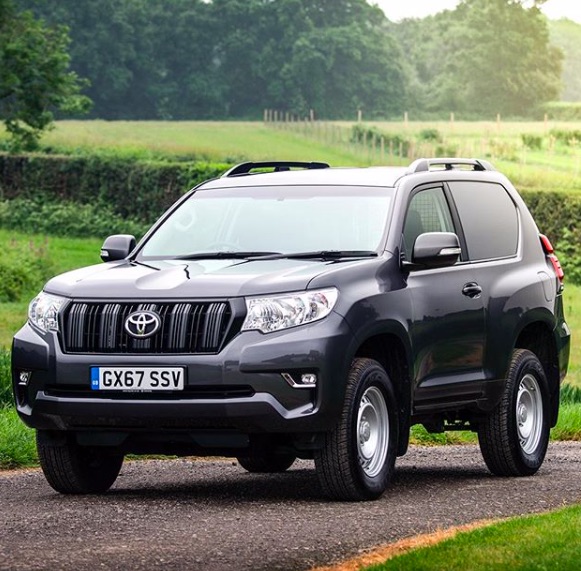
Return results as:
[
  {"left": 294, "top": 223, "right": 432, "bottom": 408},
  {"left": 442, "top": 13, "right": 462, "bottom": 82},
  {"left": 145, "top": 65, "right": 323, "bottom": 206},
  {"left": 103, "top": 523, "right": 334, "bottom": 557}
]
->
[
  {"left": 0, "top": 151, "right": 579, "bottom": 248},
  {"left": 0, "top": 153, "right": 229, "bottom": 223},
  {"left": 541, "top": 101, "right": 581, "bottom": 122}
]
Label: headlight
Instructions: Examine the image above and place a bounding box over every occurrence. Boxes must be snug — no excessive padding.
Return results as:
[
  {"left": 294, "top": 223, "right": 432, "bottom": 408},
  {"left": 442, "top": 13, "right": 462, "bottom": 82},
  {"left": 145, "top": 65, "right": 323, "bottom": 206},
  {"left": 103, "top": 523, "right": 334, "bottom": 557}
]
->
[
  {"left": 28, "top": 292, "right": 66, "bottom": 333},
  {"left": 242, "top": 288, "right": 338, "bottom": 333}
]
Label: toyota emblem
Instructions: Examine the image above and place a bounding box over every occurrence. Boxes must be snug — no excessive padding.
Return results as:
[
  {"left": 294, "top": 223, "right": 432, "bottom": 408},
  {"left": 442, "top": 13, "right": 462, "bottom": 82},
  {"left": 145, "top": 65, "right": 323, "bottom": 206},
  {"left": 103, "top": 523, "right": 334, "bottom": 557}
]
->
[{"left": 125, "top": 311, "right": 161, "bottom": 338}]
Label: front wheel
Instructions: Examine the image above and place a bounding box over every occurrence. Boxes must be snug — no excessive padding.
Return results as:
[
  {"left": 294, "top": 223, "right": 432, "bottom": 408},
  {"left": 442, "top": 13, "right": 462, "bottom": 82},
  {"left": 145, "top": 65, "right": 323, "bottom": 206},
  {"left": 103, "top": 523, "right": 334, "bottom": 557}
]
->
[
  {"left": 478, "top": 349, "right": 550, "bottom": 477},
  {"left": 37, "top": 431, "right": 124, "bottom": 494},
  {"left": 314, "top": 358, "right": 398, "bottom": 501}
]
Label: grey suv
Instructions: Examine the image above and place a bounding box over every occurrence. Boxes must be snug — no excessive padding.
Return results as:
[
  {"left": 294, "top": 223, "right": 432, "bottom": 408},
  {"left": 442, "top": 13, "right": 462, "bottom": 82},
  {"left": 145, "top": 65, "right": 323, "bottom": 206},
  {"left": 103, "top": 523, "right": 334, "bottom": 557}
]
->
[{"left": 12, "top": 158, "right": 570, "bottom": 501}]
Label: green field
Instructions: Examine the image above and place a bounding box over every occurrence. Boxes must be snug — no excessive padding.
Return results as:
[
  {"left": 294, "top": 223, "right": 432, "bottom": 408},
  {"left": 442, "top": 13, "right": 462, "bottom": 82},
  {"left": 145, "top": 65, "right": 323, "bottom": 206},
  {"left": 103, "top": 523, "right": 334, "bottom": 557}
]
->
[{"left": 5, "top": 119, "right": 581, "bottom": 194}]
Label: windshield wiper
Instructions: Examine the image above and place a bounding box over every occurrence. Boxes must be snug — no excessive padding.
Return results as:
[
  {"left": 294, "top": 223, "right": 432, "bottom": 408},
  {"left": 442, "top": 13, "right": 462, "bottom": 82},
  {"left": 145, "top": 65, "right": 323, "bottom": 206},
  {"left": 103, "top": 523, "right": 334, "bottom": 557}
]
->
[
  {"left": 248, "top": 250, "right": 379, "bottom": 261},
  {"left": 174, "top": 251, "right": 282, "bottom": 260}
]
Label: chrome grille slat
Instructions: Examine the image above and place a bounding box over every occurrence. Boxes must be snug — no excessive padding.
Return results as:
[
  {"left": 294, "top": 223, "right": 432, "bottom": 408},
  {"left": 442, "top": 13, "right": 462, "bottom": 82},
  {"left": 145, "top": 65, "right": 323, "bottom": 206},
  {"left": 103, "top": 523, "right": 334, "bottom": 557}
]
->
[{"left": 62, "top": 301, "right": 231, "bottom": 354}]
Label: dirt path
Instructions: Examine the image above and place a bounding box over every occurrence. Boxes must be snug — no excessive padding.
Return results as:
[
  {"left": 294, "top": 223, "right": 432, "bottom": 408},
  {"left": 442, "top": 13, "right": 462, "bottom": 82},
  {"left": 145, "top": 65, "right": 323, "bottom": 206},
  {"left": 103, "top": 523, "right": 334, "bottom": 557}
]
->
[{"left": 1, "top": 443, "right": 580, "bottom": 571}]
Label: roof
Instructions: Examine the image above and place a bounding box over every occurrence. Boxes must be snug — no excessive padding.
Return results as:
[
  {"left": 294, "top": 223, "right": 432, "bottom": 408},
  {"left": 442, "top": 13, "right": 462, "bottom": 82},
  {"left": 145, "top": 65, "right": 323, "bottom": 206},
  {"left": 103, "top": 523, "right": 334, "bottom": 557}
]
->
[{"left": 199, "top": 166, "right": 410, "bottom": 189}]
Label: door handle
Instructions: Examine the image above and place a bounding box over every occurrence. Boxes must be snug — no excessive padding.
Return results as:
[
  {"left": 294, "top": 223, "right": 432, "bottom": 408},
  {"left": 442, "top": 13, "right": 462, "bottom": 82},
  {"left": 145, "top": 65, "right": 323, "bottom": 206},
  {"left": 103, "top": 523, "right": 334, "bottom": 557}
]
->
[{"left": 462, "top": 283, "right": 482, "bottom": 299}]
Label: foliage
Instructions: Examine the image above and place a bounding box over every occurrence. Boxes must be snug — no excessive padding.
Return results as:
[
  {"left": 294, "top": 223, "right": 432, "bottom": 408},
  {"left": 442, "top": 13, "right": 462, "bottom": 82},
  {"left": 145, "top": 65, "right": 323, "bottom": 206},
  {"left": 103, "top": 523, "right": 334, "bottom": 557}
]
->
[
  {"left": 0, "top": 198, "right": 148, "bottom": 238},
  {"left": 521, "top": 134, "right": 543, "bottom": 150},
  {"left": 561, "top": 384, "right": 581, "bottom": 404},
  {"left": 0, "top": 0, "right": 90, "bottom": 150},
  {"left": 555, "top": 227, "right": 581, "bottom": 285},
  {"left": 549, "top": 128, "right": 581, "bottom": 145},
  {"left": 0, "top": 349, "right": 11, "bottom": 407},
  {"left": 418, "top": 128, "right": 442, "bottom": 143},
  {"left": 548, "top": 18, "right": 581, "bottom": 103},
  {"left": 0, "top": 152, "right": 229, "bottom": 223},
  {"left": 350, "top": 124, "right": 412, "bottom": 155},
  {"left": 393, "top": 0, "right": 562, "bottom": 118},
  {"left": 0, "top": 406, "right": 37, "bottom": 468},
  {"left": 520, "top": 190, "right": 581, "bottom": 248},
  {"left": 543, "top": 101, "right": 581, "bottom": 121},
  {"left": 15, "top": 0, "right": 407, "bottom": 120},
  {"left": 0, "top": 238, "right": 55, "bottom": 302}
]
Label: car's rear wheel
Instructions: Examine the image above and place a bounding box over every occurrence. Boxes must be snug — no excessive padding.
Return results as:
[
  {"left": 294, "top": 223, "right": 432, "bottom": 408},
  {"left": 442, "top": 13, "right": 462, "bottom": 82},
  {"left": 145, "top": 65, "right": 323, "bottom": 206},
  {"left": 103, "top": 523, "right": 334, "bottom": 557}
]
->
[
  {"left": 37, "top": 431, "right": 124, "bottom": 494},
  {"left": 237, "top": 453, "right": 296, "bottom": 473},
  {"left": 478, "top": 349, "right": 550, "bottom": 476},
  {"left": 314, "top": 358, "right": 398, "bottom": 501}
]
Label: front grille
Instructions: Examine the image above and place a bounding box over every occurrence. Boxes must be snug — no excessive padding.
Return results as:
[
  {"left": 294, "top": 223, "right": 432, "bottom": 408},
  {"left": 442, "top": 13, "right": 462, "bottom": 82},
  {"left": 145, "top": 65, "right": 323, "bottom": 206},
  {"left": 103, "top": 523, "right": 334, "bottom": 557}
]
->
[{"left": 62, "top": 301, "right": 232, "bottom": 354}]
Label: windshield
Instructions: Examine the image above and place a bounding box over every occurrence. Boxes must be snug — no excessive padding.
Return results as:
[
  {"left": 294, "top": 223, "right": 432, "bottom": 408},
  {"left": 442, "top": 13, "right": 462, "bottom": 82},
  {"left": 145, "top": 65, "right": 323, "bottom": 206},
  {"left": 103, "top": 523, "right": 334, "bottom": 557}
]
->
[{"left": 138, "top": 185, "right": 393, "bottom": 259}]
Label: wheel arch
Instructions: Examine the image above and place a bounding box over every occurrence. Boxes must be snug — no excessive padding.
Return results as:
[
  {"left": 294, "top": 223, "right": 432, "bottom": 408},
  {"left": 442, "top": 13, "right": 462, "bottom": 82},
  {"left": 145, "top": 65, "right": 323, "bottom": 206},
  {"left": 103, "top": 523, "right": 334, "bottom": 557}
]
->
[
  {"left": 353, "top": 331, "right": 412, "bottom": 456},
  {"left": 514, "top": 320, "right": 560, "bottom": 427}
]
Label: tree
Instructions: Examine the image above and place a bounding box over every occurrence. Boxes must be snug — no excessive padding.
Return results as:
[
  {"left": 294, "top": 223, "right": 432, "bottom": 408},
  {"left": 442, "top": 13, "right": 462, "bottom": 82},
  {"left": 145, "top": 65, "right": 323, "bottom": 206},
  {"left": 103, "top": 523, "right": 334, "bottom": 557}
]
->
[
  {"left": 0, "top": 0, "right": 90, "bottom": 150},
  {"left": 394, "top": 0, "right": 562, "bottom": 118},
  {"left": 451, "top": 0, "right": 562, "bottom": 116}
]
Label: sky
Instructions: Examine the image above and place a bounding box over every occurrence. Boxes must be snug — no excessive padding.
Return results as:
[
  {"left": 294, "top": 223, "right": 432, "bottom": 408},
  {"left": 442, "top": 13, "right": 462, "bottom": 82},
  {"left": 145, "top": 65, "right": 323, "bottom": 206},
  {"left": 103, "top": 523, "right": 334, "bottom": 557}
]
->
[{"left": 373, "top": 0, "right": 581, "bottom": 24}]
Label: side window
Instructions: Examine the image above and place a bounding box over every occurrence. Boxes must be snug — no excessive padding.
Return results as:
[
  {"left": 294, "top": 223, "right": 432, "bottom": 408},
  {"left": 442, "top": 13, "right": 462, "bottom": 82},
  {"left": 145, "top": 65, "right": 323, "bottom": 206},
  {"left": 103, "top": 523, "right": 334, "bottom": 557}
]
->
[
  {"left": 403, "top": 187, "right": 455, "bottom": 260},
  {"left": 448, "top": 182, "right": 518, "bottom": 261}
]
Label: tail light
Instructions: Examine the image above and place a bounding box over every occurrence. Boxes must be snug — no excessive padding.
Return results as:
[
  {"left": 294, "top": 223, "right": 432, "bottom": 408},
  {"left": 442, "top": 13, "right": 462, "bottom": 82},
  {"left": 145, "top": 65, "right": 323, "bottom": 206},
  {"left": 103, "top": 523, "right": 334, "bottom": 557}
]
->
[{"left": 540, "top": 234, "right": 564, "bottom": 282}]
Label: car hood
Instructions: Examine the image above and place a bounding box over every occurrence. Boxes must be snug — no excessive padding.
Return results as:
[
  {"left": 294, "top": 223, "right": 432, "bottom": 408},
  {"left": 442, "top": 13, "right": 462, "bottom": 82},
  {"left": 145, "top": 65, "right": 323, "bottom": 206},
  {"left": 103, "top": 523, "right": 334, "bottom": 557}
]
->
[{"left": 44, "top": 258, "right": 355, "bottom": 299}]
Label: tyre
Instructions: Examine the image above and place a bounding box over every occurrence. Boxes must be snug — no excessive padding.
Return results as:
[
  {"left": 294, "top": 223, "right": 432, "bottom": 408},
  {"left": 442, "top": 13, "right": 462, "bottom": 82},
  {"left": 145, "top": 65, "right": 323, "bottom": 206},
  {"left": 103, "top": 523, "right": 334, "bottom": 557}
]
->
[
  {"left": 237, "top": 453, "right": 296, "bottom": 473},
  {"left": 314, "top": 358, "right": 398, "bottom": 501},
  {"left": 37, "top": 431, "right": 124, "bottom": 494},
  {"left": 478, "top": 349, "right": 550, "bottom": 477}
]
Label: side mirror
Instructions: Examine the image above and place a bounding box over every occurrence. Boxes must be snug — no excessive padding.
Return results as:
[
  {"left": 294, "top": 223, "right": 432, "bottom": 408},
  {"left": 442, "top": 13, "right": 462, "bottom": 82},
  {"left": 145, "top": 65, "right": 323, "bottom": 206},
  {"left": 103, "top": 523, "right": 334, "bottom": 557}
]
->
[
  {"left": 405, "top": 232, "right": 461, "bottom": 270},
  {"left": 100, "top": 235, "right": 136, "bottom": 262}
]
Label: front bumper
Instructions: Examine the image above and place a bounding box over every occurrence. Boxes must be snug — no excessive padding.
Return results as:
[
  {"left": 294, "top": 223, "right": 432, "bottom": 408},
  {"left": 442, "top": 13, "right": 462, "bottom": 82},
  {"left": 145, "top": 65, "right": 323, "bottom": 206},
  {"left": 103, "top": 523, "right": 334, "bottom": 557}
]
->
[{"left": 12, "top": 312, "right": 355, "bottom": 435}]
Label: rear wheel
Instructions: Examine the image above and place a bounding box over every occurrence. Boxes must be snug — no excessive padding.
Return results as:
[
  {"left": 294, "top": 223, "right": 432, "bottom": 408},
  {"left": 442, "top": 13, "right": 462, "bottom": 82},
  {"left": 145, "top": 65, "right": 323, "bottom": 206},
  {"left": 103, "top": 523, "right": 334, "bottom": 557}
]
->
[
  {"left": 315, "top": 358, "right": 398, "bottom": 501},
  {"left": 37, "top": 431, "right": 124, "bottom": 494},
  {"left": 237, "top": 453, "right": 296, "bottom": 473},
  {"left": 478, "top": 349, "right": 550, "bottom": 476}
]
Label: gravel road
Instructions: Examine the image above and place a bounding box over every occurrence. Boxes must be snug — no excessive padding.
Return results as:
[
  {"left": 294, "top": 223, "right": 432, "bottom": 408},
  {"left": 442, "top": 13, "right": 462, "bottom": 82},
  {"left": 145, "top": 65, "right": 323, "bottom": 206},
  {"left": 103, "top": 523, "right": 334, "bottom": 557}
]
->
[{"left": 1, "top": 442, "right": 580, "bottom": 571}]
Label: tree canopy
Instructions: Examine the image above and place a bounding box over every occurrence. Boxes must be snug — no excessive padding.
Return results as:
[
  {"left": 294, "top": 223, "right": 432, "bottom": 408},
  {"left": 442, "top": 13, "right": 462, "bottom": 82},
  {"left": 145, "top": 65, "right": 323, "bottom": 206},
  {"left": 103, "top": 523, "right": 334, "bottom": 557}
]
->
[
  {"left": 394, "top": 0, "right": 563, "bottom": 117},
  {"left": 7, "top": 0, "right": 567, "bottom": 123},
  {"left": 0, "top": 0, "right": 90, "bottom": 149}
]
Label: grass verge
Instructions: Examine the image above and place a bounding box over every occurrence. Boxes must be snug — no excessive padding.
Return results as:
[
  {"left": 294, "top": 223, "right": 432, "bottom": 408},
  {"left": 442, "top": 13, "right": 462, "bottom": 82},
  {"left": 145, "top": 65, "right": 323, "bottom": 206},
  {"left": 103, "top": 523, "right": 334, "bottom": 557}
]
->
[
  {"left": 0, "top": 407, "right": 37, "bottom": 469},
  {"left": 363, "top": 505, "right": 581, "bottom": 571}
]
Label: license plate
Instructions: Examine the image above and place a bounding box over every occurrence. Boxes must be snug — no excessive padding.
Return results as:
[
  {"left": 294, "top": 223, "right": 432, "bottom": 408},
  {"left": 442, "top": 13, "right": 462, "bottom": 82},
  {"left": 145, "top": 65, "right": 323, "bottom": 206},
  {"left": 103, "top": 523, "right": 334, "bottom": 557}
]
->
[{"left": 90, "top": 367, "right": 185, "bottom": 391}]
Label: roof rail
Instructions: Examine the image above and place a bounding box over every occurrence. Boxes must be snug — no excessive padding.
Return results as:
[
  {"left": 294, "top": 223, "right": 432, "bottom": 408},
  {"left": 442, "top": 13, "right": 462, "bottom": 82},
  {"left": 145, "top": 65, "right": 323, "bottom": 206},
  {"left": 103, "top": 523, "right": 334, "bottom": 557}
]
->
[
  {"left": 222, "top": 161, "right": 330, "bottom": 178},
  {"left": 408, "top": 158, "right": 495, "bottom": 173}
]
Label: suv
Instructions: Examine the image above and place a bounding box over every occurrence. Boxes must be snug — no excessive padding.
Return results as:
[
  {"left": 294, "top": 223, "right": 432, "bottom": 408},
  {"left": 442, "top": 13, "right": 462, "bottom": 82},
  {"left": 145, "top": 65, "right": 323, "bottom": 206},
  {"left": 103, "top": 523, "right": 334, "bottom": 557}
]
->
[{"left": 12, "top": 158, "right": 570, "bottom": 501}]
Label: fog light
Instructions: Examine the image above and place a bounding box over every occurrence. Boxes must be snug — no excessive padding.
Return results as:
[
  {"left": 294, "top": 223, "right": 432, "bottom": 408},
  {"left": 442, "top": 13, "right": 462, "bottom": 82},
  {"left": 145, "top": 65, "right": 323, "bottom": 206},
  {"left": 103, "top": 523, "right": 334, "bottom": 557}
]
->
[
  {"left": 281, "top": 372, "right": 317, "bottom": 389},
  {"left": 301, "top": 373, "right": 317, "bottom": 386},
  {"left": 18, "top": 371, "right": 32, "bottom": 386}
]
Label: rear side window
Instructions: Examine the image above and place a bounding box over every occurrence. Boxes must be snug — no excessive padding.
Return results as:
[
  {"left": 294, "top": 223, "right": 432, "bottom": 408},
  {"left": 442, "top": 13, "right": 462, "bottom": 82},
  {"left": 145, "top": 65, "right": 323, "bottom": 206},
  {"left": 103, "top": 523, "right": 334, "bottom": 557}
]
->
[{"left": 449, "top": 182, "right": 518, "bottom": 261}]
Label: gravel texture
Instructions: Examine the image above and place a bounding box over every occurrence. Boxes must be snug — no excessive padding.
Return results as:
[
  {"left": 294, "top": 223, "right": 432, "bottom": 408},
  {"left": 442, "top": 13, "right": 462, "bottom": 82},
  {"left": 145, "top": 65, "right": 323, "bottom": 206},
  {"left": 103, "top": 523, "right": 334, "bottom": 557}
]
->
[{"left": 0, "top": 442, "right": 580, "bottom": 571}]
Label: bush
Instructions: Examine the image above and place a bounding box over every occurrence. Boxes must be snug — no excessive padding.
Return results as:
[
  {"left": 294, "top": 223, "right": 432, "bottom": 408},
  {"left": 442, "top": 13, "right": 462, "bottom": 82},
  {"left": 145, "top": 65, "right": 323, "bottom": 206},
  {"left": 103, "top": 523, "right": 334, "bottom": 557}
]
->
[
  {"left": 542, "top": 101, "right": 581, "bottom": 121},
  {"left": 521, "top": 134, "right": 543, "bottom": 150},
  {"left": 556, "top": 227, "right": 581, "bottom": 285},
  {"left": 549, "top": 129, "right": 581, "bottom": 146},
  {"left": 0, "top": 239, "right": 56, "bottom": 302},
  {"left": 0, "top": 349, "right": 11, "bottom": 408},
  {"left": 0, "top": 153, "right": 229, "bottom": 223},
  {"left": 350, "top": 125, "right": 411, "bottom": 156},
  {"left": 520, "top": 190, "right": 581, "bottom": 246},
  {"left": 0, "top": 199, "right": 149, "bottom": 238},
  {"left": 418, "top": 128, "right": 442, "bottom": 143}
]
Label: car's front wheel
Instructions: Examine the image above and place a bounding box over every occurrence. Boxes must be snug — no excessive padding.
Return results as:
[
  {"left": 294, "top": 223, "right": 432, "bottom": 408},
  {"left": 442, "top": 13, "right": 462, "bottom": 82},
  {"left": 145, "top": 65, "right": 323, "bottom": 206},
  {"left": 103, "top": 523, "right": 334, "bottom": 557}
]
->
[
  {"left": 37, "top": 431, "right": 124, "bottom": 494},
  {"left": 314, "top": 358, "right": 398, "bottom": 501},
  {"left": 478, "top": 349, "right": 550, "bottom": 476}
]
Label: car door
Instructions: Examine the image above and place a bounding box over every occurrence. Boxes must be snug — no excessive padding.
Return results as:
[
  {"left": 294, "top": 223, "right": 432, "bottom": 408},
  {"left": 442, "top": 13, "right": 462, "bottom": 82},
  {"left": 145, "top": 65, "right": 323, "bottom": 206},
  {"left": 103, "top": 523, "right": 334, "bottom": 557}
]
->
[{"left": 403, "top": 185, "right": 486, "bottom": 409}]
